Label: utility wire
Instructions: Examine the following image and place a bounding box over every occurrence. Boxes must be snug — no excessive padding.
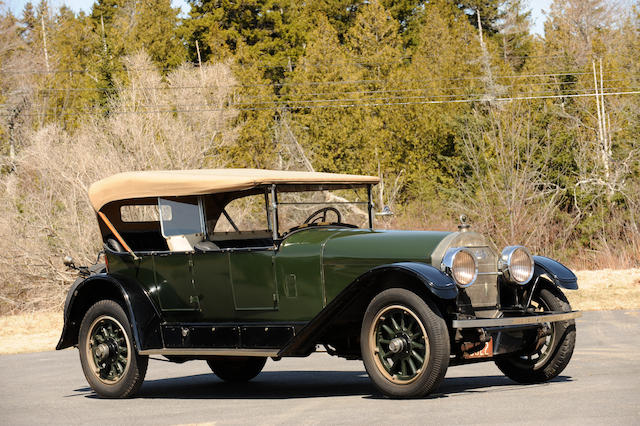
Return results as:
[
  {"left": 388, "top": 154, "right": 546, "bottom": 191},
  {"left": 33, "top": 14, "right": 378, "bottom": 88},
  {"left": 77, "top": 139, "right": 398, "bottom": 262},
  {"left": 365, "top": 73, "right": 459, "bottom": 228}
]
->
[
  {"left": 3, "top": 90, "right": 639, "bottom": 118},
  {"left": 4, "top": 85, "right": 638, "bottom": 112},
  {"left": 0, "top": 71, "right": 597, "bottom": 89},
  {"left": 8, "top": 77, "right": 633, "bottom": 96},
  {"left": 0, "top": 52, "right": 596, "bottom": 75}
]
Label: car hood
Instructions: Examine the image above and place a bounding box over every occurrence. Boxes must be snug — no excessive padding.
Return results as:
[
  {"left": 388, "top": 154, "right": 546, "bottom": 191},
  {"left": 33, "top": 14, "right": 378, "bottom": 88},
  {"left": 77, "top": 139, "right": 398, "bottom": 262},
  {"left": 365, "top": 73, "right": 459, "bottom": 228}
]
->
[
  {"left": 282, "top": 227, "right": 452, "bottom": 265},
  {"left": 321, "top": 228, "right": 451, "bottom": 265}
]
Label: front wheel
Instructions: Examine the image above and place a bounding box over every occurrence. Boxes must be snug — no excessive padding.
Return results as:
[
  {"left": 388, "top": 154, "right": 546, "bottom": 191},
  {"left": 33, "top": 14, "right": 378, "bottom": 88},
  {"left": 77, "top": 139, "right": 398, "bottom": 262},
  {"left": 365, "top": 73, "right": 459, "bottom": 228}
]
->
[
  {"left": 78, "top": 300, "right": 148, "bottom": 398},
  {"left": 495, "top": 286, "right": 576, "bottom": 384},
  {"left": 206, "top": 356, "right": 267, "bottom": 382},
  {"left": 360, "top": 288, "right": 450, "bottom": 398}
]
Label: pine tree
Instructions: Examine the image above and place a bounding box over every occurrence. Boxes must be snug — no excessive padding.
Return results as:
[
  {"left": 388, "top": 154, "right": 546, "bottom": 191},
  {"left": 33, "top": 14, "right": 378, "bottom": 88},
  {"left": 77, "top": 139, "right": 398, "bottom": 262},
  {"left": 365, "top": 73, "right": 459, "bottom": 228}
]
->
[
  {"left": 344, "top": 1, "right": 403, "bottom": 175},
  {"left": 385, "top": 0, "right": 483, "bottom": 197},
  {"left": 497, "top": 0, "right": 533, "bottom": 70},
  {"left": 286, "top": 13, "right": 369, "bottom": 173},
  {"left": 184, "top": 0, "right": 306, "bottom": 82},
  {"left": 456, "top": 0, "right": 502, "bottom": 35},
  {"left": 91, "top": 0, "right": 185, "bottom": 71}
]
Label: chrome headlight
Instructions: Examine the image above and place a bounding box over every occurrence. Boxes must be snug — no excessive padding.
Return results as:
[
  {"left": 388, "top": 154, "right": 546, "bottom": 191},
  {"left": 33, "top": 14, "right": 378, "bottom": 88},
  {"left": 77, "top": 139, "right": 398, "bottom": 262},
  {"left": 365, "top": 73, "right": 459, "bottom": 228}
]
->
[
  {"left": 499, "top": 246, "right": 534, "bottom": 284},
  {"left": 441, "top": 247, "right": 478, "bottom": 287}
]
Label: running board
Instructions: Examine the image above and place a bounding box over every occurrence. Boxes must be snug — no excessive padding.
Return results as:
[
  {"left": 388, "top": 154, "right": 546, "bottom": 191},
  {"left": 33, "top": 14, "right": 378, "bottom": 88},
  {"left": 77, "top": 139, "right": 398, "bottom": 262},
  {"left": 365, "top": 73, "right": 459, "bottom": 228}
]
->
[{"left": 139, "top": 348, "right": 279, "bottom": 357}]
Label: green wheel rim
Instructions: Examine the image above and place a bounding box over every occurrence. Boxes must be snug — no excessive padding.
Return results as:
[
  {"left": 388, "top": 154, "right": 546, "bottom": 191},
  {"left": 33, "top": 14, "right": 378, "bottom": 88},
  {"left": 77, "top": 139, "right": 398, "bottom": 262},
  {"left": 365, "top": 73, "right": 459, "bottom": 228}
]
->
[
  {"left": 85, "top": 315, "right": 131, "bottom": 385},
  {"left": 369, "top": 304, "right": 429, "bottom": 384}
]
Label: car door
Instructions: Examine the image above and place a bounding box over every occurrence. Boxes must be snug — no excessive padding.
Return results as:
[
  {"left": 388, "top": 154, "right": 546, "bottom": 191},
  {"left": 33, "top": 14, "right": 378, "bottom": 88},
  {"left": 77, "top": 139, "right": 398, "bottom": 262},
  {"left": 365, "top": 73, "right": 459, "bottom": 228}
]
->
[
  {"left": 153, "top": 196, "right": 204, "bottom": 319},
  {"left": 154, "top": 252, "right": 200, "bottom": 315},
  {"left": 228, "top": 248, "right": 278, "bottom": 311},
  {"left": 192, "top": 250, "right": 235, "bottom": 321},
  {"left": 202, "top": 191, "right": 278, "bottom": 313}
]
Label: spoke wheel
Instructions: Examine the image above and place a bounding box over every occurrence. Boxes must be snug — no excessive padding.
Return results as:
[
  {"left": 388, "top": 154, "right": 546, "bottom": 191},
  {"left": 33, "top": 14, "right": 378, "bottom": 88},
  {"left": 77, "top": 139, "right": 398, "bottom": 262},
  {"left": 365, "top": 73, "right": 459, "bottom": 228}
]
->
[
  {"left": 78, "top": 300, "right": 148, "bottom": 398},
  {"left": 361, "top": 288, "right": 449, "bottom": 398},
  {"left": 370, "top": 305, "right": 429, "bottom": 384},
  {"left": 495, "top": 286, "right": 576, "bottom": 384},
  {"left": 86, "top": 316, "right": 131, "bottom": 384},
  {"left": 516, "top": 298, "right": 556, "bottom": 369}
]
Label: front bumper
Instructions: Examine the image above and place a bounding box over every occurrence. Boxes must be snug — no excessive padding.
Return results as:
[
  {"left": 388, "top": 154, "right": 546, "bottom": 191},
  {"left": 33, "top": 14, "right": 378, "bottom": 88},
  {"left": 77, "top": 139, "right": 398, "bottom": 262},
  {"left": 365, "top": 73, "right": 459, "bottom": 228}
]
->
[{"left": 451, "top": 310, "right": 582, "bottom": 329}]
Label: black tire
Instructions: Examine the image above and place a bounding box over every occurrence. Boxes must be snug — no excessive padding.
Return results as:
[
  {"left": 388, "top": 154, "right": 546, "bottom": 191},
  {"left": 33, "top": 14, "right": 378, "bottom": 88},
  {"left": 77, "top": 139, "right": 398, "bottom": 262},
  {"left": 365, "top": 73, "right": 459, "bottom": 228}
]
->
[
  {"left": 78, "top": 300, "right": 148, "bottom": 398},
  {"left": 495, "top": 286, "right": 576, "bottom": 384},
  {"left": 206, "top": 356, "right": 267, "bottom": 382},
  {"left": 360, "top": 288, "right": 450, "bottom": 398}
]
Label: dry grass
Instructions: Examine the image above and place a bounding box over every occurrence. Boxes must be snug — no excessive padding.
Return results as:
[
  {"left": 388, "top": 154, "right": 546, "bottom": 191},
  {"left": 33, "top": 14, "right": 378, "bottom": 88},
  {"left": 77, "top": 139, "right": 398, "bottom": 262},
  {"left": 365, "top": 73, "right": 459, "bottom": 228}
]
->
[
  {"left": 1, "top": 268, "right": 638, "bottom": 355},
  {"left": 0, "top": 311, "right": 63, "bottom": 354},
  {"left": 568, "top": 269, "right": 640, "bottom": 311}
]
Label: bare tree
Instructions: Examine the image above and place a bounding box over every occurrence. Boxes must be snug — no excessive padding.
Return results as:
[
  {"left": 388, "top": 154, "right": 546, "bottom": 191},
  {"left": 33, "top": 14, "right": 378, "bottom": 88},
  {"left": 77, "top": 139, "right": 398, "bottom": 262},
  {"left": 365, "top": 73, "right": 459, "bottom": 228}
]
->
[
  {"left": 454, "top": 106, "right": 565, "bottom": 255},
  {"left": 0, "top": 52, "right": 239, "bottom": 313}
]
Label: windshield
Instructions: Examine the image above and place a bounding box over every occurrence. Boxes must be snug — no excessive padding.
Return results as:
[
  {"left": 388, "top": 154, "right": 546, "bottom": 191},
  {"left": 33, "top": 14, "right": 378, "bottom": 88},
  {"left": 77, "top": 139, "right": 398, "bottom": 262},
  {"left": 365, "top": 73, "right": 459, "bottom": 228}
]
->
[{"left": 276, "top": 186, "right": 370, "bottom": 234}]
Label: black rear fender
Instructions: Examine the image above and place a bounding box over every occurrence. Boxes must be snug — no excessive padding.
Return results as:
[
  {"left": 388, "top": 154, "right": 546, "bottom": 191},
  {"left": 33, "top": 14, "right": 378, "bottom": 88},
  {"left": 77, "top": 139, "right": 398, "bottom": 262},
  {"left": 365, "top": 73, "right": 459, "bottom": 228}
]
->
[
  {"left": 56, "top": 274, "right": 163, "bottom": 351},
  {"left": 278, "top": 262, "right": 456, "bottom": 357}
]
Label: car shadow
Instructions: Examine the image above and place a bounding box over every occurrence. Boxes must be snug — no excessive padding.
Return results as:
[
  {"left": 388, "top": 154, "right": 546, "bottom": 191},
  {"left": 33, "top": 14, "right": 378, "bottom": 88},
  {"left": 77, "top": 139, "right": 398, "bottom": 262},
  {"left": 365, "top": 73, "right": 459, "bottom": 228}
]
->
[{"left": 77, "top": 371, "right": 572, "bottom": 400}]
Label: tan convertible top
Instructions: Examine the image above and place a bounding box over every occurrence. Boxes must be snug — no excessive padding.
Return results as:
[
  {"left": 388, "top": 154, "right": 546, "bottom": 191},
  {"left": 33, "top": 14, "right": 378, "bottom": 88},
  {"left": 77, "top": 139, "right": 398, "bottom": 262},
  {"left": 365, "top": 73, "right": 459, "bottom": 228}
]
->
[{"left": 88, "top": 169, "right": 379, "bottom": 211}]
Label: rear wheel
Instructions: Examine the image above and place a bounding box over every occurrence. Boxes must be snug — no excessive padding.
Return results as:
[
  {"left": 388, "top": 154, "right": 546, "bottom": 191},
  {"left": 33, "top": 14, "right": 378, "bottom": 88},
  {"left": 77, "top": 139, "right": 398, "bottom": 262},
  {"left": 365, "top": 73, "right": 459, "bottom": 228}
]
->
[
  {"left": 361, "top": 288, "right": 450, "bottom": 398},
  {"left": 206, "top": 356, "right": 267, "bottom": 382},
  {"left": 78, "top": 300, "right": 148, "bottom": 398},
  {"left": 495, "top": 286, "right": 576, "bottom": 383}
]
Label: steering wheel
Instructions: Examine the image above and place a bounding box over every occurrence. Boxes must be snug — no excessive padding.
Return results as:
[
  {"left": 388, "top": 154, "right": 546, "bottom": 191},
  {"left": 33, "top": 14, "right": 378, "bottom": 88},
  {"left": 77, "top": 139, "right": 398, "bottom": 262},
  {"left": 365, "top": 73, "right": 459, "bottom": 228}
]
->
[{"left": 304, "top": 207, "right": 342, "bottom": 224}]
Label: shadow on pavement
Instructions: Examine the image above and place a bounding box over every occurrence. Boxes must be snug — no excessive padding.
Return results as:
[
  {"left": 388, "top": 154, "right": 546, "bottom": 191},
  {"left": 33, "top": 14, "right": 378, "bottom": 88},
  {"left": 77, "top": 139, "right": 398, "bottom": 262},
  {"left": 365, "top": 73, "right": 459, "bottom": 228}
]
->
[{"left": 77, "top": 371, "right": 572, "bottom": 400}]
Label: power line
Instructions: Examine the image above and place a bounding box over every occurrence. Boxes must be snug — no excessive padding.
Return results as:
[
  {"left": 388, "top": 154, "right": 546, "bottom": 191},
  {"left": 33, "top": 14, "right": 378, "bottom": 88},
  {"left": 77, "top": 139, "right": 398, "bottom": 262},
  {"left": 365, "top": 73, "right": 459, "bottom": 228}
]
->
[
  {"left": 4, "top": 84, "right": 638, "bottom": 112},
  {"left": 3, "top": 90, "right": 639, "bottom": 118},
  {"left": 9, "top": 77, "right": 632, "bottom": 97},
  {"left": 0, "top": 53, "right": 579, "bottom": 75},
  {"left": 0, "top": 70, "right": 597, "bottom": 90}
]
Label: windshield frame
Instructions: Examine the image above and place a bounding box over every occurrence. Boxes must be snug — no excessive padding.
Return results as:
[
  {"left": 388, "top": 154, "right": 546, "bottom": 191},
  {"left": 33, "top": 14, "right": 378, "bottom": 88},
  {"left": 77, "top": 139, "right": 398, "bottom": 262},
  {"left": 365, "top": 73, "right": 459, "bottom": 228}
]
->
[{"left": 268, "top": 183, "right": 374, "bottom": 241}]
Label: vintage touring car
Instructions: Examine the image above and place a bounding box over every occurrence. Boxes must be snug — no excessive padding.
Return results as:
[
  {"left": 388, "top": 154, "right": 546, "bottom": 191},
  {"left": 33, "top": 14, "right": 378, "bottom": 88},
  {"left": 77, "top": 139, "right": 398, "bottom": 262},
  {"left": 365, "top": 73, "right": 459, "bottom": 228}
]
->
[{"left": 58, "top": 169, "right": 581, "bottom": 398}]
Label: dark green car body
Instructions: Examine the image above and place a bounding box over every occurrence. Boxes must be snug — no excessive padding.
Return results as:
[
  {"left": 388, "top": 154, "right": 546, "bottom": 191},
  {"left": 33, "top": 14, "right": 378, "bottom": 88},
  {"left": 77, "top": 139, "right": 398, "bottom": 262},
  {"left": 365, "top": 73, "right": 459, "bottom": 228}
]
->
[
  {"left": 104, "top": 228, "right": 450, "bottom": 323},
  {"left": 57, "top": 170, "right": 581, "bottom": 398}
]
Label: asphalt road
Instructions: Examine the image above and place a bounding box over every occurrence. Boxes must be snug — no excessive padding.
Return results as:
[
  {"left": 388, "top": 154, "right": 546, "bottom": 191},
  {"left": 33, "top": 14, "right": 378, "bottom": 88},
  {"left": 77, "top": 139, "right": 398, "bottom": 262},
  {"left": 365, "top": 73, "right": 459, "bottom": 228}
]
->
[{"left": 1, "top": 310, "right": 639, "bottom": 425}]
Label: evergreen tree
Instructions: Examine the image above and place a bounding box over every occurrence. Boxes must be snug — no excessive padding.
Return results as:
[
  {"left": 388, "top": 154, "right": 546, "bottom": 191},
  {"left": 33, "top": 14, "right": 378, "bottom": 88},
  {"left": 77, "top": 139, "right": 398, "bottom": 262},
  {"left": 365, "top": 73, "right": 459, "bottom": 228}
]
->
[
  {"left": 184, "top": 0, "right": 306, "bottom": 82},
  {"left": 455, "top": 0, "right": 502, "bottom": 34},
  {"left": 386, "top": 0, "right": 483, "bottom": 197},
  {"left": 497, "top": 0, "right": 533, "bottom": 70},
  {"left": 344, "top": 1, "right": 403, "bottom": 175},
  {"left": 286, "top": 13, "right": 369, "bottom": 173},
  {"left": 380, "top": 0, "right": 424, "bottom": 34},
  {"left": 0, "top": 4, "right": 27, "bottom": 153},
  {"left": 91, "top": 0, "right": 186, "bottom": 71}
]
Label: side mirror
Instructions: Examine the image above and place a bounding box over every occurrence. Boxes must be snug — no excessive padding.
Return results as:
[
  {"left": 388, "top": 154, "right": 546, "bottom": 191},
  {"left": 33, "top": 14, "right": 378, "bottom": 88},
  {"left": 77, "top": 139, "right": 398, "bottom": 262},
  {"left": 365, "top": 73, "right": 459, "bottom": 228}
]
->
[
  {"left": 63, "top": 256, "right": 75, "bottom": 268},
  {"left": 375, "top": 206, "right": 394, "bottom": 217}
]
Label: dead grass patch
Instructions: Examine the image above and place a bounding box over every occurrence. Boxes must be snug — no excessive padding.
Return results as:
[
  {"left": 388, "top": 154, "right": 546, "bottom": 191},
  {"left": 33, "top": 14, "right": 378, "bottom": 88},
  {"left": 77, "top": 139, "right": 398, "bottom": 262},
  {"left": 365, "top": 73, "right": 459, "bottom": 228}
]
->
[
  {"left": 0, "top": 269, "right": 639, "bottom": 354},
  {"left": 568, "top": 269, "right": 640, "bottom": 311},
  {"left": 0, "top": 311, "right": 63, "bottom": 354}
]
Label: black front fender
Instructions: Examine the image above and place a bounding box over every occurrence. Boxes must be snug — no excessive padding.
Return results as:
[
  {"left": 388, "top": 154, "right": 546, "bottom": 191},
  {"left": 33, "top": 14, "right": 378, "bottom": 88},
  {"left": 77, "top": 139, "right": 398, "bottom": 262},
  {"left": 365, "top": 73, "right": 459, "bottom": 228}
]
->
[
  {"left": 278, "top": 262, "right": 456, "bottom": 357},
  {"left": 56, "top": 273, "right": 163, "bottom": 351},
  {"left": 377, "top": 262, "right": 458, "bottom": 299},
  {"left": 533, "top": 256, "right": 578, "bottom": 290}
]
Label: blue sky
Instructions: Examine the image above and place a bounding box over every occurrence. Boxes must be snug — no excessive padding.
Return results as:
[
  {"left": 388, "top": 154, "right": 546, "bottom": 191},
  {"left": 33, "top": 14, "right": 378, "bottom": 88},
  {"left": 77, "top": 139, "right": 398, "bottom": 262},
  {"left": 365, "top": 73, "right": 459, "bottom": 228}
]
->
[{"left": 4, "top": 0, "right": 554, "bottom": 36}]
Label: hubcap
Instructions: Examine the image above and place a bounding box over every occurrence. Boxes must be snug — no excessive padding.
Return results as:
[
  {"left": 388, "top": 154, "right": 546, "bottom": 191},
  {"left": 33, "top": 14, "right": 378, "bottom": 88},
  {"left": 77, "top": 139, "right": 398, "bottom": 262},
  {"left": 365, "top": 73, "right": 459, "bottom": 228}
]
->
[
  {"left": 95, "top": 343, "right": 111, "bottom": 361},
  {"left": 85, "top": 316, "right": 131, "bottom": 384},
  {"left": 388, "top": 337, "right": 406, "bottom": 354},
  {"left": 369, "top": 305, "right": 429, "bottom": 384}
]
